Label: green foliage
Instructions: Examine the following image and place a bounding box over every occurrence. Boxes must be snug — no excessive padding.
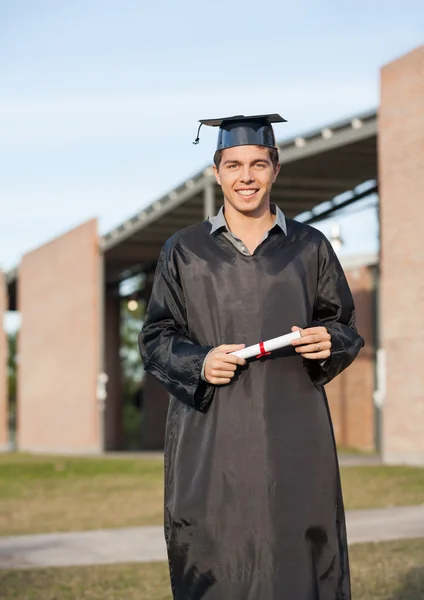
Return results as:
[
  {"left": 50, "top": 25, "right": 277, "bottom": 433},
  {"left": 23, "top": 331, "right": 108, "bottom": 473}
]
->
[
  {"left": 122, "top": 404, "right": 144, "bottom": 451},
  {"left": 119, "top": 275, "right": 146, "bottom": 449},
  {"left": 7, "top": 331, "right": 17, "bottom": 407},
  {"left": 120, "top": 297, "right": 145, "bottom": 401},
  {"left": 7, "top": 332, "right": 17, "bottom": 441}
]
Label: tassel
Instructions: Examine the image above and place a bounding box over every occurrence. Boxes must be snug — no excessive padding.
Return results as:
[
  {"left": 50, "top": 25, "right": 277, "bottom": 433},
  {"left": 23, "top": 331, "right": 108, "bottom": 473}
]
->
[{"left": 193, "top": 123, "right": 203, "bottom": 145}]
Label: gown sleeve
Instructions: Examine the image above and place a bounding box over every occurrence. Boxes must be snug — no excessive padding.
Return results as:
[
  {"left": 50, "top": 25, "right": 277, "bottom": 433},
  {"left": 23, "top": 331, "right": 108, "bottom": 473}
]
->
[
  {"left": 305, "top": 237, "right": 365, "bottom": 386},
  {"left": 138, "top": 243, "right": 215, "bottom": 412}
]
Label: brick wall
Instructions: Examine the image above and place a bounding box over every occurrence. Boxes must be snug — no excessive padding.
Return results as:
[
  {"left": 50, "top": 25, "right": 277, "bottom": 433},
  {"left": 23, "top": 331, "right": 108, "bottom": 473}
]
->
[
  {"left": 0, "top": 271, "right": 8, "bottom": 450},
  {"left": 326, "top": 264, "right": 375, "bottom": 451},
  {"left": 17, "top": 220, "right": 102, "bottom": 453},
  {"left": 379, "top": 45, "right": 424, "bottom": 464}
]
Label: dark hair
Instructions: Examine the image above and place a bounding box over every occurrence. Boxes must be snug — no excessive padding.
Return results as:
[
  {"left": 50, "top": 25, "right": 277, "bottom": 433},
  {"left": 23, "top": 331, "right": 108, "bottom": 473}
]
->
[{"left": 213, "top": 146, "right": 280, "bottom": 170}]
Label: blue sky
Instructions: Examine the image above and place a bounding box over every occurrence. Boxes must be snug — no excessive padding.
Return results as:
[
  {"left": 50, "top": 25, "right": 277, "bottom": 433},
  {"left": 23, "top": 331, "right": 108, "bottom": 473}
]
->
[{"left": 1, "top": 1, "right": 423, "bottom": 271}]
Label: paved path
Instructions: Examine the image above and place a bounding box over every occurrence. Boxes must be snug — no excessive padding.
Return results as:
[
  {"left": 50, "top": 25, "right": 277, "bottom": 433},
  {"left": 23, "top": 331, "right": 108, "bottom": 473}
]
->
[
  {"left": 1, "top": 504, "right": 423, "bottom": 570},
  {"left": 346, "top": 504, "right": 424, "bottom": 543},
  {"left": 337, "top": 453, "right": 381, "bottom": 467},
  {"left": 0, "top": 526, "right": 165, "bottom": 569}
]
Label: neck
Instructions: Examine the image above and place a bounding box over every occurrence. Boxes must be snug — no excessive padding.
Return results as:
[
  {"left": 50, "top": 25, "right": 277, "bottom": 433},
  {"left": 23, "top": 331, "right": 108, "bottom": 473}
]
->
[{"left": 223, "top": 199, "right": 275, "bottom": 238}]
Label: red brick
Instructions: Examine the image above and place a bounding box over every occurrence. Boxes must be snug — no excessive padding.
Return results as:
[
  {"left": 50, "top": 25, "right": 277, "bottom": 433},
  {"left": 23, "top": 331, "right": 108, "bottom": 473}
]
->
[
  {"left": 17, "top": 220, "right": 102, "bottom": 453},
  {"left": 379, "top": 45, "right": 424, "bottom": 464},
  {"left": 326, "top": 264, "right": 375, "bottom": 451}
]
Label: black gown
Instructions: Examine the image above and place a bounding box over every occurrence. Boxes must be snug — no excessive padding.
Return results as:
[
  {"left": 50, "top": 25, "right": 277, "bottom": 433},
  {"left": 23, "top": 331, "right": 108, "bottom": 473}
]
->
[{"left": 139, "top": 218, "right": 364, "bottom": 600}]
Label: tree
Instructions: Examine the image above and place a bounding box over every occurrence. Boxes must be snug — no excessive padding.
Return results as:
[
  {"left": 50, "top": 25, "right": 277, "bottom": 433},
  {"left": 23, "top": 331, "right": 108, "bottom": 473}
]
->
[
  {"left": 120, "top": 297, "right": 144, "bottom": 403},
  {"left": 119, "top": 280, "right": 146, "bottom": 449},
  {"left": 7, "top": 331, "right": 17, "bottom": 436}
]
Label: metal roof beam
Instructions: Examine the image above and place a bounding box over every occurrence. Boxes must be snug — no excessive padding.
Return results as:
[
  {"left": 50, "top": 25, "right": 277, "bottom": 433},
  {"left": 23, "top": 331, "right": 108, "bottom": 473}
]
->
[
  {"left": 275, "top": 189, "right": 339, "bottom": 200},
  {"left": 277, "top": 176, "right": 364, "bottom": 190},
  {"left": 102, "top": 176, "right": 210, "bottom": 252},
  {"left": 301, "top": 183, "right": 378, "bottom": 224},
  {"left": 278, "top": 119, "right": 377, "bottom": 164}
]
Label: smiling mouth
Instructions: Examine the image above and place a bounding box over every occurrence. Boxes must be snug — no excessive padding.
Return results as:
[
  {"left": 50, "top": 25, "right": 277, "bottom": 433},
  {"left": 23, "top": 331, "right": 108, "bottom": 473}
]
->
[{"left": 236, "top": 189, "right": 258, "bottom": 197}]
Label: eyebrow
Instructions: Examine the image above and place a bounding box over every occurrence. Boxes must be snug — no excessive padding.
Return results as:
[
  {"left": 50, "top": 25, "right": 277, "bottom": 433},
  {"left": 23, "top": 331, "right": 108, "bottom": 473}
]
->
[{"left": 222, "top": 158, "right": 271, "bottom": 166}]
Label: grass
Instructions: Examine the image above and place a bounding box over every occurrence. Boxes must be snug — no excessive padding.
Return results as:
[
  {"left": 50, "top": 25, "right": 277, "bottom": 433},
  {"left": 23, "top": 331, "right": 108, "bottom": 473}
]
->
[
  {"left": 0, "top": 453, "right": 424, "bottom": 536},
  {"left": 337, "top": 445, "right": 378, "bottom": 456},
  {"left": 0, "top": 453, "right": 164, "bottom": 536},
  {"left": 349, "top": 538, "right": 424, "bottom": 600},
  {"left": 0, "top": 539, "right": 424, "bottom": 600},
  {"left": 0, "top": 562, "right": 170, "bottom": 600},
  {"left": 341, "top": 465, "right": 424, "bottom": 510}
]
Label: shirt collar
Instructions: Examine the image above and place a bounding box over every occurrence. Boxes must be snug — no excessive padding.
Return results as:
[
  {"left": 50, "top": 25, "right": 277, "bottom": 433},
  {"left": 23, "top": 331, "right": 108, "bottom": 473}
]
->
[{"left": 209, "top": 204, "right": 287, "bottom": 235}]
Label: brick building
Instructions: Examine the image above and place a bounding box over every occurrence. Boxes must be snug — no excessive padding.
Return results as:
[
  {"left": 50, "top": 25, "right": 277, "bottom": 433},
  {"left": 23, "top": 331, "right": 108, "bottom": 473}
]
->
[{"left": 2, "top": 44, "right": 424, "bottom": 462}]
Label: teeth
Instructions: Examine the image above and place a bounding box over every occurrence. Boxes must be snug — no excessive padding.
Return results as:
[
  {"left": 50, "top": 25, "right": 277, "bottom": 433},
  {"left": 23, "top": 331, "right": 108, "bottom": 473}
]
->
[{"left": 237, "top": 190, "right": 257, "bottom": 196}]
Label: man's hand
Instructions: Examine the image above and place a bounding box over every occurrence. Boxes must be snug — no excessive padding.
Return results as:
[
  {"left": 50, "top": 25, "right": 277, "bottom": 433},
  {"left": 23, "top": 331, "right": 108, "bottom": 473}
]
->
[
  {"left": 291, "top": 326, "right": 332, "bottom": 360},
  {"left": 204, "top": 344, "right": 247, "bottom": 385}
]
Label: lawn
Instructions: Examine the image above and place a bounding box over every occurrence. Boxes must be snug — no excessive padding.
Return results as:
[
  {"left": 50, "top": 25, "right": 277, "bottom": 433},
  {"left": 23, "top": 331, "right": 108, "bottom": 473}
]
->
[
  {"left": 1, "top": 539, "right": 424, "bottom": 600},
  {"left": 0, "top": 453, "right": 164, "bottom": 536},
  {"left": 341, "top": 464, "right": 424, "bottom": 510},
  {"left": 1, "top": 453, "right": 424, "bottom": 536}
]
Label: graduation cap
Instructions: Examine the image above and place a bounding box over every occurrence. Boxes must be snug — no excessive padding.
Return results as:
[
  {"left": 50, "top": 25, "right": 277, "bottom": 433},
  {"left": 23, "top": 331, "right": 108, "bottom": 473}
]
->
[{"left": 193, "top": 113, "right": 287, "bottom": 149}]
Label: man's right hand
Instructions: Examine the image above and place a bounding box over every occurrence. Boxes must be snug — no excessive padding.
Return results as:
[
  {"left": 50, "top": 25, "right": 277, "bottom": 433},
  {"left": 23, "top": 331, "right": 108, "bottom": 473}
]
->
[{"left": 204, "top": 344, "right": 247, "bottom": 385}]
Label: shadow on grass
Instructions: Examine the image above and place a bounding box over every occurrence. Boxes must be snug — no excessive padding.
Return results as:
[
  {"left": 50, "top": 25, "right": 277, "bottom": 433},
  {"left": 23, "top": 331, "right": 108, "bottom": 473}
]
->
[{"left": 388, "top": 567, "right": 424, "bottom": 600}]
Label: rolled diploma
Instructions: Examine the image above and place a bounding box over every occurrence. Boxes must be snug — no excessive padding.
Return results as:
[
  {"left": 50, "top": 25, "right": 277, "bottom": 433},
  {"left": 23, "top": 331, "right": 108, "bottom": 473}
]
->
[{"left": 230, "top": 330, "right": 302, "bottom": 359}]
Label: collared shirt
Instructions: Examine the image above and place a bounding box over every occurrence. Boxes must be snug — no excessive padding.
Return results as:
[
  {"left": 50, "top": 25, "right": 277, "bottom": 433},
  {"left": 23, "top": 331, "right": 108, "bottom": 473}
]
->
[{"left": 209, "top": 204, "right": 287, "bottom": 256}]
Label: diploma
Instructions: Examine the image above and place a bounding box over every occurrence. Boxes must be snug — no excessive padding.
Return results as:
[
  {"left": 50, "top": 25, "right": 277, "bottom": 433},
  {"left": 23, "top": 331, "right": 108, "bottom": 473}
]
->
[{"left": 230, "top": 330, "right": 302, "bottom": 360}]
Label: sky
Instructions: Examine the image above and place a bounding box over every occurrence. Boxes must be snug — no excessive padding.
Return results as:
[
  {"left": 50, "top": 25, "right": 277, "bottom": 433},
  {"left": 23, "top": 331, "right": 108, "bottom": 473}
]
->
[{"left": 1, "top": 1, "right": 424, "bottom": 273}]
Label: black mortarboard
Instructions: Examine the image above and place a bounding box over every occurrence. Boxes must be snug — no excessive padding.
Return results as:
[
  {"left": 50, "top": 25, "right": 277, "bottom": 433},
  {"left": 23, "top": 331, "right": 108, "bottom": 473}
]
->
[{"left": 193, "top": 113, "right": 287, "bottom": 149}]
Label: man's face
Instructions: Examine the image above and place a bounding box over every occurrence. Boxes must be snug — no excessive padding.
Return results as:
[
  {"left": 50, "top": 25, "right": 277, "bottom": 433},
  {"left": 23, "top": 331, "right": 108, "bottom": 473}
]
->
[{"left": 213, "top": 145, "right": 280, "bottom": 215}]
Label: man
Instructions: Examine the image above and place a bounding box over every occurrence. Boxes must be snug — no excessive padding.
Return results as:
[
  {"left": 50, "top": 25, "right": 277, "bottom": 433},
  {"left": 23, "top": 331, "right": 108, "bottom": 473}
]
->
[{"left": 139, "top": 114, "right": 364, "bottom": 600}]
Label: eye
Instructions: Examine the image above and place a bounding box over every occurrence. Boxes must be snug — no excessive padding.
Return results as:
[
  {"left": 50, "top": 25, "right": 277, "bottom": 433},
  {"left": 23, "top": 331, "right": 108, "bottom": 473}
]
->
[{"left": 255, "top": 162, "right": 266, "bottom": 168}]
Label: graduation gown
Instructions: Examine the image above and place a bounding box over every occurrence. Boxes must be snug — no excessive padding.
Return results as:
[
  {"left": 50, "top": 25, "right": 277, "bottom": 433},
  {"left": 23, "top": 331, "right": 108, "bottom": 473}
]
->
[{"left": 139, "top": 218, "right": 364, "bottom": 600}]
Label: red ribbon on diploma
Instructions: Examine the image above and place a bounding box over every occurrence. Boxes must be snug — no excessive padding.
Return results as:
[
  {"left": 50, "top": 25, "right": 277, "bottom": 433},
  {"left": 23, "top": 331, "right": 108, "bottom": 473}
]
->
[{"left": 256, "top": 341, "right": 271, "bottom": 359}]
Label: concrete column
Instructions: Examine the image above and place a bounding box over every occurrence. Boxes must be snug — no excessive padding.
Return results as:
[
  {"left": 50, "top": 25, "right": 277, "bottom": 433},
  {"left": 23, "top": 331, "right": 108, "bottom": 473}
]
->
[
  {"left": 204, "top": 180, "right": 215, "bottom": 220},
  {"left": 0, "top": 271, "right": 8, "bottom": 451},
  {"left": 17, "top": 219, "right": 101, "bottom": 454},
  {"left": 379, "top": 45, "right": 424, "bottom": 464},
  {"left": 104, "top": 286, "right": 123, "bottom": 450}
]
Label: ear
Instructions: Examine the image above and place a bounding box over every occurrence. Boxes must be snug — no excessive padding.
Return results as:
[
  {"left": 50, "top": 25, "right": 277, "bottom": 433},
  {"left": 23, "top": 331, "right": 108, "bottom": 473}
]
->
[
  {"left": 272, "top": 162, "right": 281, "bottom": 183},
  {"left": 213, "top": 164, "right": 221, "bottom": 186}
]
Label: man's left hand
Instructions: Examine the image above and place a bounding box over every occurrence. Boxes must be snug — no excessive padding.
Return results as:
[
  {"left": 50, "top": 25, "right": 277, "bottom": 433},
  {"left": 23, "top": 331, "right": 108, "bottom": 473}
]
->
[{"left": 291, "top": 325, "right": 332, "bottom": 360}]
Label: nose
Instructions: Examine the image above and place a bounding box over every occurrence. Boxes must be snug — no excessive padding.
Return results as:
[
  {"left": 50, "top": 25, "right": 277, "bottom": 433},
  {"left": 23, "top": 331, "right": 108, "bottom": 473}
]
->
[{"left": 240, "top": 165, "right": 254, "bottom": 183}]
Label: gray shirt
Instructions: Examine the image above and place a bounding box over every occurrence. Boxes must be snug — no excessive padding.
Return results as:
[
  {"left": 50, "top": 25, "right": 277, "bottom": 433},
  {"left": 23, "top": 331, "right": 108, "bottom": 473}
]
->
[{"left": 209, "top": 203, "right": 287, "bottom": 254}]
